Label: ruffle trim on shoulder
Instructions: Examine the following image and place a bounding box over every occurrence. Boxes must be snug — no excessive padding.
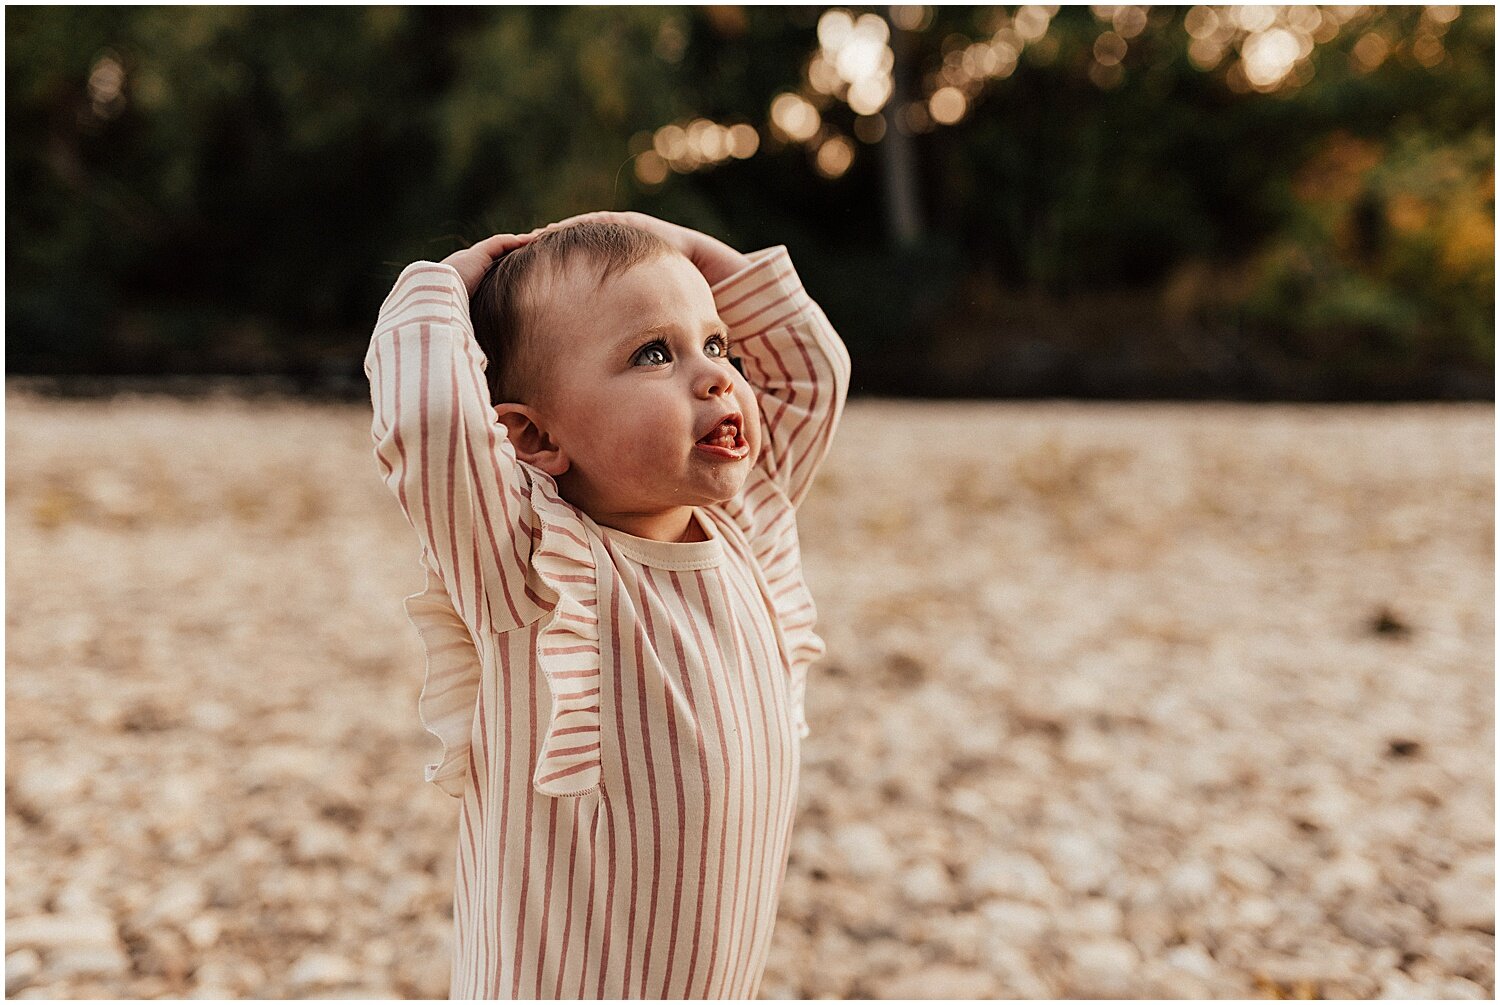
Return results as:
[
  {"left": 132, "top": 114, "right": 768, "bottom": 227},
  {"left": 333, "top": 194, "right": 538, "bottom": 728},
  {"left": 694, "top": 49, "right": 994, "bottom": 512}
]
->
[{"left": 524, "top": 469, "right": 605, "bottom": 798}]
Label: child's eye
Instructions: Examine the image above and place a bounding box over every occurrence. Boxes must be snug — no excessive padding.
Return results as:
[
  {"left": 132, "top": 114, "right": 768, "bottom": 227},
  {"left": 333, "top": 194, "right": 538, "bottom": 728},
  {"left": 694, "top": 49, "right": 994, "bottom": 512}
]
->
[
  {"left": 632, "top": 341, "right": 670, "bottom": 367},
  {"left": 630, "top": 334, "right": 733, "bottom": 367}
]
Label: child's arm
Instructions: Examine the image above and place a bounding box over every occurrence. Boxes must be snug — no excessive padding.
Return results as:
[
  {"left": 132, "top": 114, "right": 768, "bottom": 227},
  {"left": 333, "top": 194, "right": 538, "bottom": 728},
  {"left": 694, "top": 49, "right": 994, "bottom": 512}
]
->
[
  {"left": 365, "top": 233, "right": 552, "bottom": 641},
  {"left": 708, "top": 244, "right": 852, "bottom": 508},
  {"left": 539, "top": 211, "right": 853, "bottom": 508}
]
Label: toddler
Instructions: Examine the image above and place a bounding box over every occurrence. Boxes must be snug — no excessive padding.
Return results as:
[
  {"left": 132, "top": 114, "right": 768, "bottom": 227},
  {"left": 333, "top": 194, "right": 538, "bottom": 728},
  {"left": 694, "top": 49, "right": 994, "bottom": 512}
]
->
[{"left": 364, "top": 211, "right": 851, "bottom": 999}]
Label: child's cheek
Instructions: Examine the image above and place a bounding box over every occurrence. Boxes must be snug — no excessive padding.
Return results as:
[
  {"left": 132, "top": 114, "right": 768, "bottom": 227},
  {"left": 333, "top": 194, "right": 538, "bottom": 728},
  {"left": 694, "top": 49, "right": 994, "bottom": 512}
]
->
[{"left": 612, "top": 429, "right": 661, "bottom": 472}]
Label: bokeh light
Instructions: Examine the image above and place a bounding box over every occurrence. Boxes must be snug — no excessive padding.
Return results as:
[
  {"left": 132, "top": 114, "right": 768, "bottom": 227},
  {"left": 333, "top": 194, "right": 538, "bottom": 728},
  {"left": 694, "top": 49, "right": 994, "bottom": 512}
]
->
[
  {"left": 928, "top": 86, "right": 967, "bottom": 126},
  {"left": 814, "top": 134, "right": 855, "bottom": 178},
  {"left": 636, "top": 5, "right": 1470, "bottom": 187},
  {"left": 727, "top": 123, "right": 760, "bottom": 159},
  {"left": 814, "top": 8, "right": 897, "bottom": 118},
  {"left": 633, "top": 150, "right": 668, "bottom": 186},
  {"left": 88, "top": 53, "right": 126, "bottom": 120},
  {"left": 770, "top": 92, "right": 821, "bottom": 143},
  {"left": 1352, "top": 30, "right": 1391, "bottom": 74}
]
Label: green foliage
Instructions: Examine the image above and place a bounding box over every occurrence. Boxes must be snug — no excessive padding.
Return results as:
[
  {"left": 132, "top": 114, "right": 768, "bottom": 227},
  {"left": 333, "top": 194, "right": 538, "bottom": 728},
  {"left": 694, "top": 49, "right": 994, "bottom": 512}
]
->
[{"left": 4, "top": 6, "right": 1493, "bottom": 398}]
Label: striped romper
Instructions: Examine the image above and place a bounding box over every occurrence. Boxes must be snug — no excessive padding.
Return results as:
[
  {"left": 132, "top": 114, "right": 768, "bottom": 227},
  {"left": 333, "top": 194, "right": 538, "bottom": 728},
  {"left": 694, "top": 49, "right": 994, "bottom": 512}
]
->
[{"left": 364, "top": 245, "right": 852, "bottom": 999}]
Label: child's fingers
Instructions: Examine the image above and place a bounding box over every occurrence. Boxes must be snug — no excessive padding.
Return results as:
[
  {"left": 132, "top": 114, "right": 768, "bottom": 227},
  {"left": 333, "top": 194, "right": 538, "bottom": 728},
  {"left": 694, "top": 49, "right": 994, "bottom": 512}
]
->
[{"left": 471, "top": 232, "right": 537, "bottom": 259}]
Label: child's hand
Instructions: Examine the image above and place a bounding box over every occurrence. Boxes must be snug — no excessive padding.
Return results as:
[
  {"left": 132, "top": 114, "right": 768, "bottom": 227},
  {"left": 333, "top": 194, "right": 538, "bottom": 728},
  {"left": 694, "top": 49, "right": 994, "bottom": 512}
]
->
[
  {"left": 441, "top": 230, "right": 543, "bottom": 296},
  {"left": 535, "top": 211, "right": 753, "bottom": 287}
]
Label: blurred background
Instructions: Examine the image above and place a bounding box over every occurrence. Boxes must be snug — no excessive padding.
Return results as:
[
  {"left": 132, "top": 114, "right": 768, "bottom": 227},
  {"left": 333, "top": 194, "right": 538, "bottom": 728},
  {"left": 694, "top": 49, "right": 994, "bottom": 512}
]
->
[
  {"left": 6, "top": 4, "right": 1493, "bottom": 398},
  {"left": 5, "top": 5, "right": 1495, "bottom": 1002}
]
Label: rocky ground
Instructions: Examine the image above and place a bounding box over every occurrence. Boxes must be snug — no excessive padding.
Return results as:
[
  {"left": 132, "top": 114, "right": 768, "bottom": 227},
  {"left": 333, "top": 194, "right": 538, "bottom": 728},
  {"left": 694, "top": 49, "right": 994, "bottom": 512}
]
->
[{"left": 5, "top": 389, "right": 1494, "bottom": 999}]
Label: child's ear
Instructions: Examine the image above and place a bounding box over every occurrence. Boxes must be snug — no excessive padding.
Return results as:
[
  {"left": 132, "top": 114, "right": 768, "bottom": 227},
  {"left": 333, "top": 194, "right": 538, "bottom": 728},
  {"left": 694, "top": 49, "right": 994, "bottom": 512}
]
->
[{"left": 494, "top": 403, "right": 570, "bottom": 477}]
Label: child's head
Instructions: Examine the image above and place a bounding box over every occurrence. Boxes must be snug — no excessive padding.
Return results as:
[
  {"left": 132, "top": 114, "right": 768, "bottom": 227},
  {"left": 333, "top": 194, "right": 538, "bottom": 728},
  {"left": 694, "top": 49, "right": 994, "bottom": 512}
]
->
[{"left": 470, "top": 221, "right": 761, "bottom": 527}]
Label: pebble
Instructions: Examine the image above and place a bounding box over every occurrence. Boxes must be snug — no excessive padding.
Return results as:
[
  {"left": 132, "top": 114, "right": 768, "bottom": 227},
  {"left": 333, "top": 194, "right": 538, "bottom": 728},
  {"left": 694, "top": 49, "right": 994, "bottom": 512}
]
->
[
  {"left": 1162, "top": 942, "right": 1218, "bottom": 980},
  {"left": 293, "top": 821, "right": 350, "bottom": 862},
  {"left": 393, "top": 954, "right": 450, "bottom": 1002},
  {"left": 1430, "top": 855, "right": 1495, "bottom": 931},
  {"left": 1165, "top": 860, "right": 1219, "bottom": 908},
  {"left": 1312, "top": 852, "right": 1382, "bottom": 899},
  {"left": 287, "top": 951, "right": 358, "bottom": 989},
  {"left": 875, "top": 963, "right": 999, "bottom": 999},
  {"left": 4, "top": 913, "right": 118, "bottom": 953},
  {"left": 47, "top": 944, "right": 132, "bottom": 979},
  {"left": 1060, "top": 896, "right": 1125, "bottom": 935},
  {"left": 964, "top": 852, "right": 1053, "bottom": 903},
  {"left": 978, "top": 900, "right": 1051, "bottom": 946},
  {"left": 1379, "top": 972, "right": 1491, "bottom": 999},
  {"left": 1423, "top": 929, "right": 1495, "bottom": 983},
  {"left": 192, "top": 958, "right": 264, "bottom": 993},
  {"left": 831, "top": 823, "right": 897, "bottom": 879},
  {"left": 1050, "top": 834, "right": 1117, "bottom": 894},
  {"left": 142, "top": 878, "right": 208, "bottom": 927},
  {"left": 1062, "top": 936, "right": 1141, "bottom": 997},
  {"left": 1231, "top": 894, "right": 1280, "bottom": 929},
  {"left": 898, "top": 861, "right": 952, "bottom": 907},
  {"left": 987, "top": 943, "right": 1051, "bottom": 998},
  {"left": 1334, "top": 897, "right": 1429, "bottom": 947},
  {"left": 6, "top": 949, "right": 41, "bottom": 997},
  {"left": 183, "top": 914, "right": 223, "bottom": 951}
]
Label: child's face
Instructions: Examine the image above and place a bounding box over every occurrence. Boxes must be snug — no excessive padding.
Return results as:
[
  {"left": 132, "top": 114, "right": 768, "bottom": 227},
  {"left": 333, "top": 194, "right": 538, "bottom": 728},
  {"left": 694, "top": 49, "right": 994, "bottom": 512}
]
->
[{"left": 532, "top": 252, "right": 761, "bottom": 520}]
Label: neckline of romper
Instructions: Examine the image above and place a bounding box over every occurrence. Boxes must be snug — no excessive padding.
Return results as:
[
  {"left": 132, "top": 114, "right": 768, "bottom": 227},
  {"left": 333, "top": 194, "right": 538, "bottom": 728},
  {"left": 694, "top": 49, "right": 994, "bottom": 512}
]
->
[{"left": 599, "top": 507, "right": 724, "bottom": 570}]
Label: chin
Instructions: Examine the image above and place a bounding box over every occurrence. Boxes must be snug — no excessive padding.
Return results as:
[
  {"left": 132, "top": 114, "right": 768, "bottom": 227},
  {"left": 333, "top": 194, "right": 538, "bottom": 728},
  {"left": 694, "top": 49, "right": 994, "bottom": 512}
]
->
[{"left": 694, "top": 468, "right": 751, "bottom": 505}]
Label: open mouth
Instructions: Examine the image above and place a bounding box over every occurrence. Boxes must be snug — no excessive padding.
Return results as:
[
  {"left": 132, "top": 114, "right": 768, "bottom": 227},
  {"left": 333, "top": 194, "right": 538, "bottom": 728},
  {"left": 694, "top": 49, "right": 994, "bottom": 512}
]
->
[{"left": 695, "top": 413, "right": 748, "bottom": 458}]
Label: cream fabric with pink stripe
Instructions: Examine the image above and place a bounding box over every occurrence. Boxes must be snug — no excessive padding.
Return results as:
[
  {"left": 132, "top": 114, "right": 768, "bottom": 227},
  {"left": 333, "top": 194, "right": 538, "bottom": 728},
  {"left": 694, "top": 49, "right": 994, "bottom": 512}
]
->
[{"left": 365, "top": 246, "right": 850, "bottom": 998}]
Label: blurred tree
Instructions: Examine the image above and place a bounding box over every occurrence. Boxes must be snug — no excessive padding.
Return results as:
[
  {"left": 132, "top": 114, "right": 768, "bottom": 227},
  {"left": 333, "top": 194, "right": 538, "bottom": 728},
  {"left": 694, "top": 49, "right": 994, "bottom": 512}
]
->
[{"left": 4, "top": 5, "right": 1492, "bottom": 399}]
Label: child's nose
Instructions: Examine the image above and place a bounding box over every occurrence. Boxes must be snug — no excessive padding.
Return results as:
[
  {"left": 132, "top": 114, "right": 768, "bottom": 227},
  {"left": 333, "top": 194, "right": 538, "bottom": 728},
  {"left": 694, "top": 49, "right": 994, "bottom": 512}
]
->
[{"left": 694, "top": 362, "right": 733, "bottom": 398}]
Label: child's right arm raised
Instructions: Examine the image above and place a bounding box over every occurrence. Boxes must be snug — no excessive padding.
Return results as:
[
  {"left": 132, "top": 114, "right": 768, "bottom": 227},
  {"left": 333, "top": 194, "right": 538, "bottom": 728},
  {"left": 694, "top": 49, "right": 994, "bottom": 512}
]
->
[{"left": 364, "top": 233, "right": 552, "bottom": 640}]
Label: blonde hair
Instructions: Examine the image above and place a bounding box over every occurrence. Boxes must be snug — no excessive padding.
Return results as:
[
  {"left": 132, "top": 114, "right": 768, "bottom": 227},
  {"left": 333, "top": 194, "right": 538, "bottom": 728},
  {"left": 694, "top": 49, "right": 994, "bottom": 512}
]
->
[{"left": 469, "top": 221, "right": 678, "bottom": 404}]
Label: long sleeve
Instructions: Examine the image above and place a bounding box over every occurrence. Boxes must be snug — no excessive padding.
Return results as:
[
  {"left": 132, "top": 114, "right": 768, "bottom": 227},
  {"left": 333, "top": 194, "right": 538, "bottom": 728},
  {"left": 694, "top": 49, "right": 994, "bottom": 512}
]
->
[
  {"left": 365, "top": 261, "right": 552, "bottom": 643},
  {"left": 711, "top": 247, "right": 853, "bottom": 510}
]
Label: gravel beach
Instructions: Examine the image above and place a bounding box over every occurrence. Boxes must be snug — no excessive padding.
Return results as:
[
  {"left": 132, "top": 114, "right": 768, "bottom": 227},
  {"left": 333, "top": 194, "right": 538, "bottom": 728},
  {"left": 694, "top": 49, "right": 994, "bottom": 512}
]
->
[{"left": 5, "top": 391, "right": 1493, "bottom": 999}]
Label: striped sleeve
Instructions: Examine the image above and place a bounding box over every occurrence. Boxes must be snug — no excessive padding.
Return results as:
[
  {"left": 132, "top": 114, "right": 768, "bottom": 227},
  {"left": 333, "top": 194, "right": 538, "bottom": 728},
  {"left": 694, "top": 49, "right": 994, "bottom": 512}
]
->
[
  {"left": 364, "top": 261, "right": 551, "bottom": 641},
  {"left": 711, "top": 246, "right": 853, "bottom": 510}
]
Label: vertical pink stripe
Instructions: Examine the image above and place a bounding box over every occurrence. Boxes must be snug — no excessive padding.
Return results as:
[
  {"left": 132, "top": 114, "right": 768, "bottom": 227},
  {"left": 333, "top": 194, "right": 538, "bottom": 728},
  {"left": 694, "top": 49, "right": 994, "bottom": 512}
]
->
[
  {"left": 511, "top": 630, "right": 539, "bottom": 998},
  {"left": 490, "top": 633, "right": 515, "bottom": 996},
  {"left": 415, "top": 330, "right": 441, "bottom": 603},
  {"left": 475, "top": 682, "right": 493, "bottom": 994},
  {"left": 370, "top": 349, "right": 394, "bottom": 479},
  {"left": 553, "top": 802, "right": 582, "bottom": 998},
  {"left": 599, "top": 584, "right": 627, "bottom": 998},
  {"left": 711, "top": 565, "right": 766, "bottom": 999},
  {"left": 444, "top": 356, "right": 466, "bottom": 621},
  {"left": 636, "top": 573, "right": 691, "bottom": 997},
  {"left": 721, "top": 563, "right": 787, "bottom": 998},
  {"left": 386, "top": 337, "right": 410, "bottom": 517},
  {"left": 533, "top": 798, "right": 559, "bottom": 997},
  {"left": 627, "top": 577, "right": 665, "bottom": 997},
  {"left": 673, "top": 569, "right": 732, "bottom": 998},
  {"left": 645, "top": 569, "right": 712, "bottom": 998},
  {"left": 694, "top": 570, "right": 755, "bottom": 998},
  {"left": 575, "top": 793, "right": 601, "bottom": 998},
  {"left": 455, "top": 328, "right": 530, "bottom": 623}
]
